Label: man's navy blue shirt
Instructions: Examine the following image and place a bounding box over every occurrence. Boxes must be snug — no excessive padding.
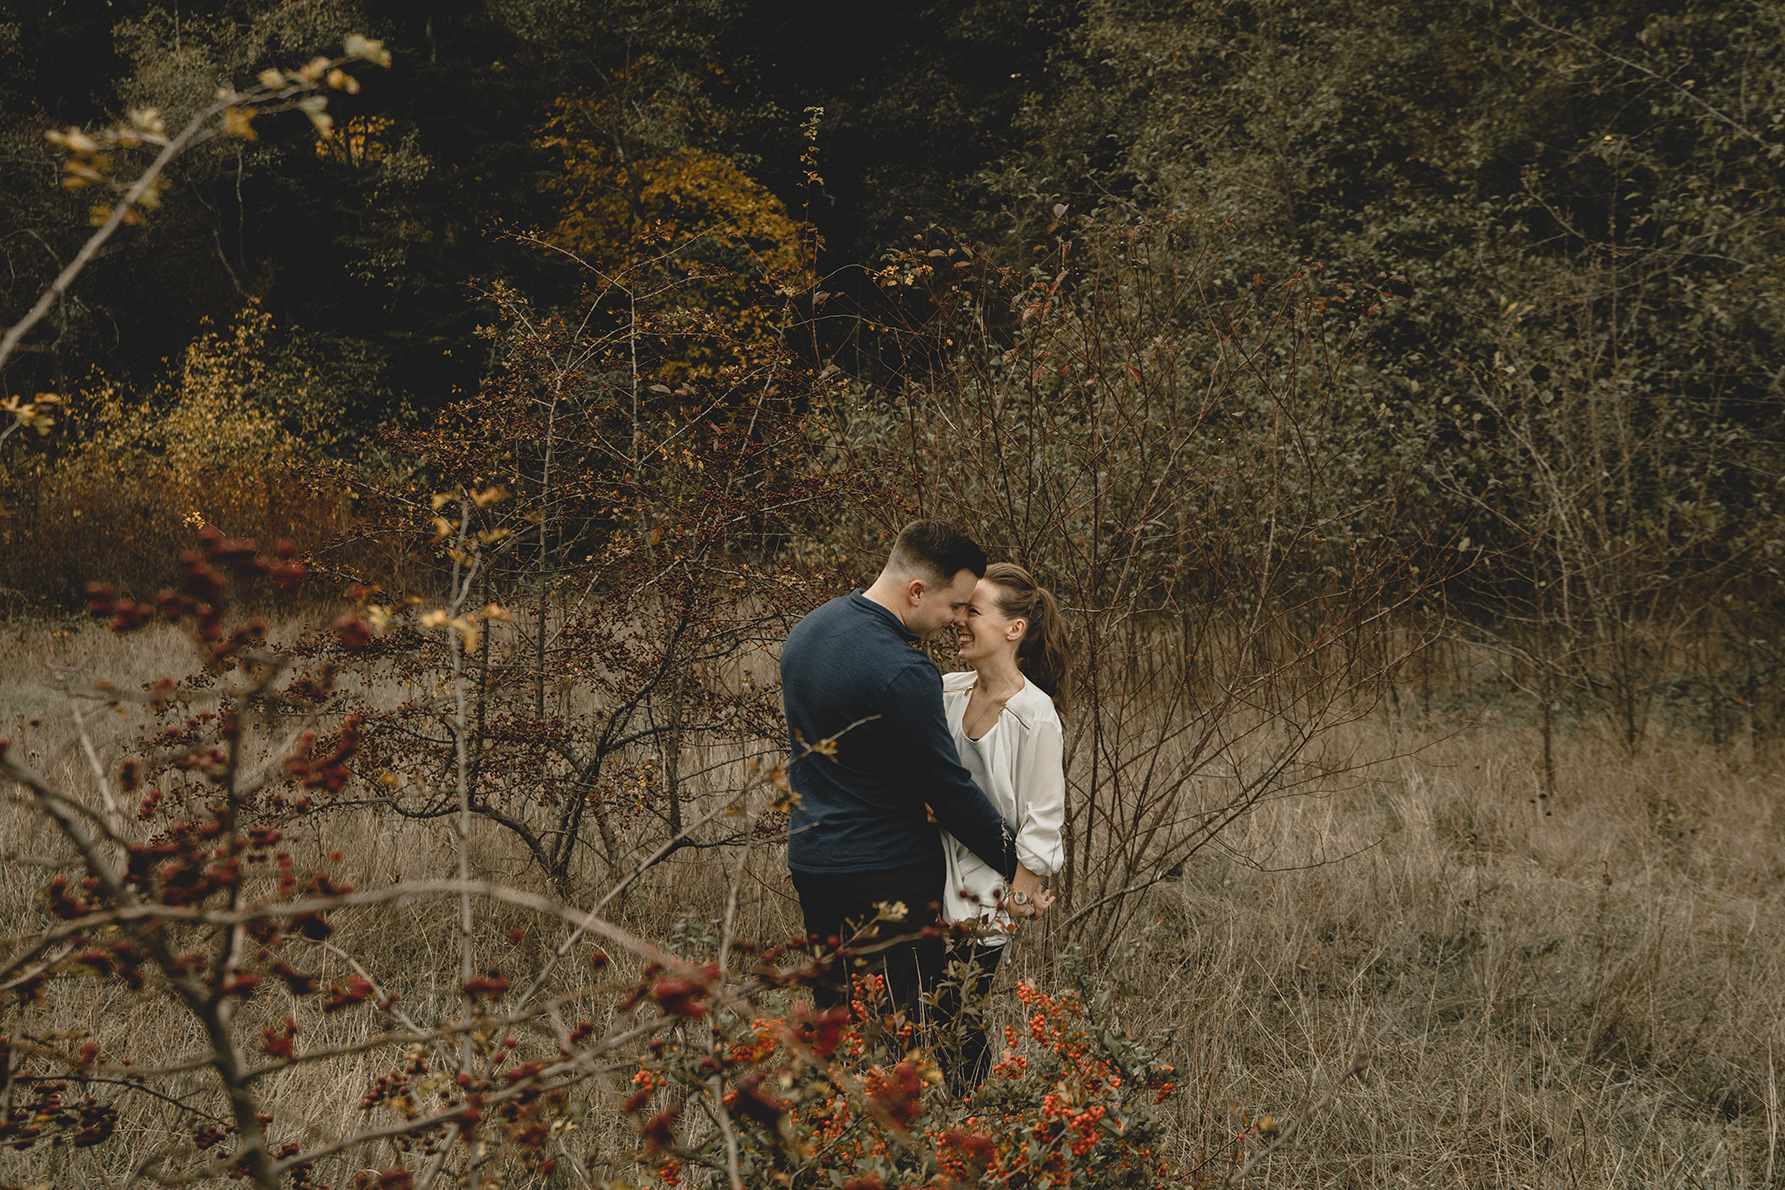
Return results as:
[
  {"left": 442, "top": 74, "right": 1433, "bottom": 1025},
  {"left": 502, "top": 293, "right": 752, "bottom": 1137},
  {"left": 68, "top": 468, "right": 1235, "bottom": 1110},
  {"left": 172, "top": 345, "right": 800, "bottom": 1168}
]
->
[{"left": 781, "top": 592, "right": 1015, "bottom": 878}]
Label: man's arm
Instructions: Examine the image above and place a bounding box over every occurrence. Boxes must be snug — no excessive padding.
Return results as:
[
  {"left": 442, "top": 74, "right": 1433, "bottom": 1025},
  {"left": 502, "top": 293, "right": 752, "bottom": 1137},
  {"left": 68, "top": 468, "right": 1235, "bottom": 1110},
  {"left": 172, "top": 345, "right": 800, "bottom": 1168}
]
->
[{"left": 885, "top": 665, "right": 1016, "bottom": 879}]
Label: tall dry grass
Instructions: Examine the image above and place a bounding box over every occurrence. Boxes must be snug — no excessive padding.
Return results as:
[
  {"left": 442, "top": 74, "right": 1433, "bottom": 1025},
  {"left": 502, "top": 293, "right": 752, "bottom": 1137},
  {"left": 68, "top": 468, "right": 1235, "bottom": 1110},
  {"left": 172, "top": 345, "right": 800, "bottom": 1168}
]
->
[
  {"left": 1067, "top": 713, "right": 1785, "bottom": 1187},
  {"left": 0, "top": 620, "right": 1780, "bottom": 1187}
]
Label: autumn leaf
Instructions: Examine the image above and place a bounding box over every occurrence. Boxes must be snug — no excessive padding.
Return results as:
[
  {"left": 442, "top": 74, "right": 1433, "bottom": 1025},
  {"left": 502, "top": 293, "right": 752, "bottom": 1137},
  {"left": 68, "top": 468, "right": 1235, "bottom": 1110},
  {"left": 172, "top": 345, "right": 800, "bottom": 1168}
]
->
[{"left": 223, "top": 107, "right": 257, "bottom": 140}]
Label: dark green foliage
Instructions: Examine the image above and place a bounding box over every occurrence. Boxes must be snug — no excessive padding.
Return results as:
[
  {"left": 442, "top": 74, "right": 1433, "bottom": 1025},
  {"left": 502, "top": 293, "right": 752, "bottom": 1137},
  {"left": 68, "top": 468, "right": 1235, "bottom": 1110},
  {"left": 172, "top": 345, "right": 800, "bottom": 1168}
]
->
[{"left": 2, "top": 1, "right": 1781, "bottom": 741}]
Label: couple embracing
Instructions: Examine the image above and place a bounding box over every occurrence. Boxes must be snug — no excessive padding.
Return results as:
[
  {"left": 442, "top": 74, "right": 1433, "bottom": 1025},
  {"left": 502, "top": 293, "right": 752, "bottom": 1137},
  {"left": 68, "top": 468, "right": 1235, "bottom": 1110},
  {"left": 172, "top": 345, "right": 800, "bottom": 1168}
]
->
[{"left": 779, "top": 521, "right": 1069, "bottom": 1090}]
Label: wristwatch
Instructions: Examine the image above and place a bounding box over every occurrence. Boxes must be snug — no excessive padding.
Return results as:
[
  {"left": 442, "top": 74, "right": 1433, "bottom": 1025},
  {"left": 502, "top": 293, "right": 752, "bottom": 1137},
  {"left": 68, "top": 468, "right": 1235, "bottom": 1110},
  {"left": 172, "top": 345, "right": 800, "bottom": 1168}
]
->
[{"left": 1010, "top": 889, "right": 1031, "bottom": 906}]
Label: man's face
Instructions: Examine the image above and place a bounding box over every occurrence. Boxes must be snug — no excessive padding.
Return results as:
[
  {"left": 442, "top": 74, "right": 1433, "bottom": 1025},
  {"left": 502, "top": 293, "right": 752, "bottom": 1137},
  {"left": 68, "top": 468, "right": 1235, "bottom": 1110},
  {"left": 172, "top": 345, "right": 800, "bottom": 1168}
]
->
[{"left": 906, "top": 568, "right": 978, "bottom": 642}]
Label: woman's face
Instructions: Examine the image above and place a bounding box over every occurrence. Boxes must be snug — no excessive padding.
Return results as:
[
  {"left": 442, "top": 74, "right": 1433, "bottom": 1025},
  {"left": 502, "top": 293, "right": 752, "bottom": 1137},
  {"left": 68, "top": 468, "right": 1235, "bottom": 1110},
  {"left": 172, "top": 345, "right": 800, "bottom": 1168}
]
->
[{"left": 956, "top": 579, "right": 1025, "bottom": 664}]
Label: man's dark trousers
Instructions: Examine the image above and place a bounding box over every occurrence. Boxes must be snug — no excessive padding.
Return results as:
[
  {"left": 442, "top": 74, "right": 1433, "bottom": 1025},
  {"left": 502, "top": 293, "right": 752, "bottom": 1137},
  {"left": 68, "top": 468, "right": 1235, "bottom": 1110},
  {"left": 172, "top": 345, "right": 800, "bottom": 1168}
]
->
[{"left": 791, "top": 858, "right": 944, "bottom": 1017}]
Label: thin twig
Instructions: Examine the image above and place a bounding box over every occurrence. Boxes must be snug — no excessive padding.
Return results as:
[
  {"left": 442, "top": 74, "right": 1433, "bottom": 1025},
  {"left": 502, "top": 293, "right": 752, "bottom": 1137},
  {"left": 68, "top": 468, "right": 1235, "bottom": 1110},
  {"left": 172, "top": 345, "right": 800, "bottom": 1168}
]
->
[
  {"left": 411, "top": 1123, "right": 460, "bottom": 1190},
  {"left": 66, "top": 691, "right": 124, "bottom": 834},
  {"left": 709, "top": 823, "right": 751, "bottom": 1190}
]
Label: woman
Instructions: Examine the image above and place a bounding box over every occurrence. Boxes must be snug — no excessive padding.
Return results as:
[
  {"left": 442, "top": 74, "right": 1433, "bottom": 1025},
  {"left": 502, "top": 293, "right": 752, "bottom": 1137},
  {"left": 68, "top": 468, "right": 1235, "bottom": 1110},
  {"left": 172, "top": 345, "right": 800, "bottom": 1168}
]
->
[{"left": 936, "top": 561, "right": 1070, "bottom": 1091}]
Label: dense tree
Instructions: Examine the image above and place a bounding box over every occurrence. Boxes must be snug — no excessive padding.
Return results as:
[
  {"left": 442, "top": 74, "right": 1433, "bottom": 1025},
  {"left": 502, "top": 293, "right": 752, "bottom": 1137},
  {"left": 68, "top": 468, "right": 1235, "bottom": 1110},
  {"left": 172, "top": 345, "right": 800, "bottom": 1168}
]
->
[{"left": 2, "top": 0, "right": 1781, "bottom": 732}]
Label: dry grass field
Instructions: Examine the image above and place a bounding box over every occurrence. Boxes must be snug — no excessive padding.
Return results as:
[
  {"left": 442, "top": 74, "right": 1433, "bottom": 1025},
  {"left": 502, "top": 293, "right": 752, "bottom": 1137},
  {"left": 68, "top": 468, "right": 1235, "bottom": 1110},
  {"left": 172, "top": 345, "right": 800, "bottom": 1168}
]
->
[{"left": 1, "top": 618, "right": 1781, "bottom": 1188}]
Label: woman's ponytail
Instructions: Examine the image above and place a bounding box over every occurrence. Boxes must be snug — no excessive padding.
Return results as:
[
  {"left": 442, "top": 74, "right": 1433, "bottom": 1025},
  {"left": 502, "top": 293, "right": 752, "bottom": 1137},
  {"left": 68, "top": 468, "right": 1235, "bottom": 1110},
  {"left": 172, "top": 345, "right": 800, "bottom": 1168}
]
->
[{"left": 983, "top": 562, "right": 1073, "bottom": 715}]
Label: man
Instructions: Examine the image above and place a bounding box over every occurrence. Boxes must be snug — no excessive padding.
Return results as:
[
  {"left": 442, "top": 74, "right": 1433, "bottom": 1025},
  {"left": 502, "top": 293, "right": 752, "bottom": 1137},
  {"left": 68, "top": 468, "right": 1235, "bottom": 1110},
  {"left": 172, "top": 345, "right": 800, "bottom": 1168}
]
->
[{"left": 780, "top": 521, "right": 1016, "bottom": 1014}]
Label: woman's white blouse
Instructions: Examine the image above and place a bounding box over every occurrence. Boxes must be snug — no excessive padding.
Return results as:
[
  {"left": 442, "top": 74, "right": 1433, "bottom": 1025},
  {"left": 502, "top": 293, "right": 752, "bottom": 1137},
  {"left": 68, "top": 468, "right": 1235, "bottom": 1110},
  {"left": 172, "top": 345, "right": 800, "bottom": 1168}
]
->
[{"left": 938, "top": 671, "right": 1066, "bottom": 943}]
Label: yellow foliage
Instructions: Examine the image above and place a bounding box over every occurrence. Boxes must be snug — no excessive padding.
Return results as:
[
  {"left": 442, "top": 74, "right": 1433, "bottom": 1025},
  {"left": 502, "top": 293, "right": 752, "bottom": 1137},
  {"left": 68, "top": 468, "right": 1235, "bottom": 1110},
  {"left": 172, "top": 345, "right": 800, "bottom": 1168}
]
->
[
  {"left": 68, "top": 300, "right": 339, "bottom": 474},
  {"left": 315, "top": 113, "right": 392, "bottom": 165},
  {"left": 540, "top": 85, "right": 805, "bottom": 376},
  {"left": 548, "top": 134, "right": 802, "bottom": 278},
  {"left": 0, "top": 302, "right": 350, "bottom": 601}
]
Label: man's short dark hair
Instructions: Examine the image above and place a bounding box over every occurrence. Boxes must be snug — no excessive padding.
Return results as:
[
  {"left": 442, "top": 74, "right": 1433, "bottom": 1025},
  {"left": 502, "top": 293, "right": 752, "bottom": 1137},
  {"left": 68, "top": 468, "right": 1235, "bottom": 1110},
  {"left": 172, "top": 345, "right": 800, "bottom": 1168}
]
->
[{"left": 887, "top": 521, "right": 987, "bottom": 584}]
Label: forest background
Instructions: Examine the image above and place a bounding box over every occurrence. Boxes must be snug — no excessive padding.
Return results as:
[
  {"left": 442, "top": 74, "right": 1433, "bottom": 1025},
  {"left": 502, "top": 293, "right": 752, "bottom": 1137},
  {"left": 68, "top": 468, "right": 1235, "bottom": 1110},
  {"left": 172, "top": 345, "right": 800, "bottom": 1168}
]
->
[{"left": 0, "top": 1, "right": 1783, "bottom": 1188}]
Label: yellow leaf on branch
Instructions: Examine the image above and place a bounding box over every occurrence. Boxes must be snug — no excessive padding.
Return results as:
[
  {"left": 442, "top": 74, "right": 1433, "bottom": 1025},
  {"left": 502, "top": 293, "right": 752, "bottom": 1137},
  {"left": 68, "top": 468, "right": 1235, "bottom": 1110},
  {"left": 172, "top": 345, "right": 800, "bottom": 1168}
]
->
[{"left": 222, "top": 106, "right": 257, "bottom": 140}]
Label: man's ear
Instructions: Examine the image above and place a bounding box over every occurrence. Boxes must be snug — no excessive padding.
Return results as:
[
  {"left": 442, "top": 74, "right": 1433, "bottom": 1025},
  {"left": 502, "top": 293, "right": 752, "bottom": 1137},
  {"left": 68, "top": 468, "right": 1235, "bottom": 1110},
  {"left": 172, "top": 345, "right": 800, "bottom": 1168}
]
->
[{"left": 904, "top": 577, "right": 928, "bottom": 605}]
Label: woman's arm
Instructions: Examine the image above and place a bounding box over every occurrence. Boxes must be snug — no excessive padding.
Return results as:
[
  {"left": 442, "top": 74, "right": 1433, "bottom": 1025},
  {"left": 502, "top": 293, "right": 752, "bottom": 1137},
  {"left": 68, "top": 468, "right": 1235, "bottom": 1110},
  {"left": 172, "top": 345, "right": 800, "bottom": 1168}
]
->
[
  {"left": 1013, "top": 714, "right": 1066, "bottom": 879},
  {"left": 1005, "top": 710, "right": 1066, "bottom": 919}
]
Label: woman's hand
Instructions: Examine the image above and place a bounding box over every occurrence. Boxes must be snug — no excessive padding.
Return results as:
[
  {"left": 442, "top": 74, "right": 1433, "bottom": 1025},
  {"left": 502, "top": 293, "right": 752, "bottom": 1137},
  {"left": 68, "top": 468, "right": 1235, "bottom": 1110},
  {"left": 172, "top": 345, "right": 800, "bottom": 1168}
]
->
[{"left": 1008, "top": 864, "right": 1055, "bottom": 920}]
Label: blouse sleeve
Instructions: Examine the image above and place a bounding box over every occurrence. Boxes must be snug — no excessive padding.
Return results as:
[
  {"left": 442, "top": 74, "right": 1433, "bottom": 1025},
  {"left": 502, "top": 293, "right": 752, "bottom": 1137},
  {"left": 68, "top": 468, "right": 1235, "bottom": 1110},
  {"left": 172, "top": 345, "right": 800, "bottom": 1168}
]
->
[{"left": 1014, "top": 713, "right": 1066, "bottom": 877}]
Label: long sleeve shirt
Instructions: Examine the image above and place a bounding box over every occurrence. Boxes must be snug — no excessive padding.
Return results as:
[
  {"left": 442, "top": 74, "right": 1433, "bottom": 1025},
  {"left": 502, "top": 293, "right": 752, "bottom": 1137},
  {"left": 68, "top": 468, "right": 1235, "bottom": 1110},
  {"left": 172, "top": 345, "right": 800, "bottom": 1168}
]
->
[
  {"left": 780, "top": 592, "right": 1016, "bottom": 878},
  {"left": 938, "top": 671, "right": 1067, "bottom": 944}
]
